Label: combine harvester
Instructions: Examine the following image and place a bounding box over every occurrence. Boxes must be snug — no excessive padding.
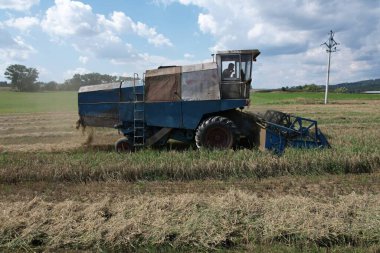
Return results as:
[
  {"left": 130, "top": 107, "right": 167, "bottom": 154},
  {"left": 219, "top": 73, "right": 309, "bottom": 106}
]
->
[{"left": 78, "top": 49, "right": 330, "bottom": 154}]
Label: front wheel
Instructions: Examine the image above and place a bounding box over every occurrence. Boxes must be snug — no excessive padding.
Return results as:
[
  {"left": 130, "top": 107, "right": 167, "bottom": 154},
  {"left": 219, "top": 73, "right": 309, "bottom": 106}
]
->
[
  {"left": 115, "top": 137, "right": 134, "bottom": 153},
  {"left": 195, "top": 116, "right": 237, "bottom": 149}
]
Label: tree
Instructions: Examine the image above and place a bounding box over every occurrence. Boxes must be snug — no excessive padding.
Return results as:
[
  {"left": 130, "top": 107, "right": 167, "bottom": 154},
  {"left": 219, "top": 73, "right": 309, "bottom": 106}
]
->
[
  {"left": 39, "top": 81, "right": 58, "bottom": 91},
  {"left": 334, "top": 87, "right": 348, "bottom": 93},
  {"left": 4, "top": 64, "right": 39, "bottom": 91},
  {"left": 302, "top": 84, "right": 323, "bottom": 92},
  {"left": 62, "top": 73, "right": 121, "bottom": 91}
]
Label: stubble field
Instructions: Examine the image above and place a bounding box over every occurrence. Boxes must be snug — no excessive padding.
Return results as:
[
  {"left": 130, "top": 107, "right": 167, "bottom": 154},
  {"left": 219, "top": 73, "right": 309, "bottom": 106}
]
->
[{"left": 0, "top": 91, "right": 379, "bottom": 252}]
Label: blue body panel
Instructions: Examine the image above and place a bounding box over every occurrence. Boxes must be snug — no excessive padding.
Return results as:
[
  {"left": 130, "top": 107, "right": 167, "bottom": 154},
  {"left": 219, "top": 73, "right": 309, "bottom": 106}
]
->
[
  {"left": 181, "top": 100, "right": 246, "bottom": 129},
  {"left": 78, "top": 89, "right": 120, "bottom": 103},
  {"left": 145, "top": 102, "right": 183, "bottom": 128},
  {"left": 78, "top": 85, "right": 246, "bottom": 130}
]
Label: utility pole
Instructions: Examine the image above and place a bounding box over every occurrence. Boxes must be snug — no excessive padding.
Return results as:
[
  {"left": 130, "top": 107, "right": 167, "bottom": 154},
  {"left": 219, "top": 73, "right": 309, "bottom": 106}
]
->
[{"left": 321, "top": 30, "right": 339, "bottom": 104}]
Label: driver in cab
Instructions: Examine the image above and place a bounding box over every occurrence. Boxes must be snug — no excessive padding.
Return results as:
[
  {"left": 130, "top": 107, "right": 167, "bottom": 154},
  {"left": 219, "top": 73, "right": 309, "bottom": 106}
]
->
[{"left": 222, "top": 63, "right": 235, "bottom": 78}]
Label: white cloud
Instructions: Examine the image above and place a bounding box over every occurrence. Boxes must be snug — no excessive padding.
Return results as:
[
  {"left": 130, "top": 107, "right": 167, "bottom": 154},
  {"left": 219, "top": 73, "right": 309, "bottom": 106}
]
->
[
  {"left": 41, "top": 0, "right": 172, "bottom": 48},
  {"left": 79, "top": 56, "right": 88, "bottom": 64},
  {"left": 198, "top": 13, "right": 217, "bottom": 35},
  {"left": 35, "top": 65, "right": 50, "bottom": 80},
  {"left": 38, "top": 0, "right": 174, "bottom": 74},
  {"left": 132, "top": 21, "right": 172, "bottom": 47},
  {"left": 0, "top": 29, "right": 36, "bottom": 61},
  {"left": 97, "top": 11, "right": 133, "bottom": 34},
  {"left": 41, "top": 0, "right": 98, "bottom": 37},
  {"left": 0, "top": 0, "right": 39, "bottom": 11},
  {"left": 184, "top": 53, "right": 194, "bottom": 59},
  {"left": 4, "top": 17, "right": 40, "bottom": 31},
  {"left": 64, "top": 67, "right": 90, "bottom": 79}
]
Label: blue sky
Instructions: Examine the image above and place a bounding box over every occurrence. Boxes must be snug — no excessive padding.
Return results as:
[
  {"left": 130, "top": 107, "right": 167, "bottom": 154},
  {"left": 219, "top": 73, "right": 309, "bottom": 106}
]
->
[{"left": 0, "top": 0, "right": 379, "bottom": 88}]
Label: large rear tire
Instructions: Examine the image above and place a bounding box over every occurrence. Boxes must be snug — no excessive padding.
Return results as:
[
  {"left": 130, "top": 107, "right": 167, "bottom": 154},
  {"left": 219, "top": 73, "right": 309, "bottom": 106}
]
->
[
  {"left": 115, "top": 137, "right": 134, "bottom": 153},
  {"left": 195, "top": 116, "right": 237, "bottom": 149}
]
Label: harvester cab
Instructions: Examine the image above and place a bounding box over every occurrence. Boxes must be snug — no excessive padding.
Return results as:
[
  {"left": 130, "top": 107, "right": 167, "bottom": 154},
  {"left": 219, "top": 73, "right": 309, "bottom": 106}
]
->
[
  {"left": 78, "top": 49, "right": 330, "bottom": 154},
  {"left": 216, "top": 50, "right": 259, "bottom": 100}
]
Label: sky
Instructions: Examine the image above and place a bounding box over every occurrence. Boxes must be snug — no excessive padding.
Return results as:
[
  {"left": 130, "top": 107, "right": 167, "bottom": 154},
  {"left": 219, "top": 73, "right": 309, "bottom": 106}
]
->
[{"left": 0, "top": 0, "right": 379, "bottom": 88}]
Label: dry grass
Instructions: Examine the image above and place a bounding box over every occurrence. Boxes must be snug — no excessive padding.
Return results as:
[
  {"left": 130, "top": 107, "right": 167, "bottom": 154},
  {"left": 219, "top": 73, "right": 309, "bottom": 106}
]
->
[
  {"left": 1, "top": 173, "right": 379, "bottom": 203},
  {"left": 0, "top": 148, "right": 379, "bottom": 183},
  {"left": 0, "top": 190, "right": 379, "bottom": 251},
  {"left": 0, "top": 112, "right": 118, "bottom": 152}
]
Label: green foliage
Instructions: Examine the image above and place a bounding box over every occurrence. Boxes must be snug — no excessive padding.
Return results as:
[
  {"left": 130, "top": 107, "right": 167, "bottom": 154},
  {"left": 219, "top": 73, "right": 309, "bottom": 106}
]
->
[
  {"left": 61, "top": 73, "right": 123, "bottom": 91},
  {"left": 39, "top": 81, "right": 58, "bottom": 91},
  {"left": 334, "top": 87, "right": 348, "bottom": 93},
  {"left": 287, "top": 79, "right": 380, "bottom": 93},
  {"left": 334, "top": 78, "right": 380, "bottom": 92},
  {"left": 3, "top": 67, "right": 132, "bottom": 92},
  {"left": 287, "top": 84, "right": 323, "bottom": 92},
  {"left": 302, "top": 84, "right": 323, "bottom": 92},
  {"left": 4, "top": 64, "right": 39, "bottom": 92}
]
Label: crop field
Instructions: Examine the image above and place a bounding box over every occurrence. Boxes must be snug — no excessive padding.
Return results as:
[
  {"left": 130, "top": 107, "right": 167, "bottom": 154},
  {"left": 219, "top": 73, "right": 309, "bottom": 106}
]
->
[{"left": 0, "top": 91, "right": 379, "bottom": 252}]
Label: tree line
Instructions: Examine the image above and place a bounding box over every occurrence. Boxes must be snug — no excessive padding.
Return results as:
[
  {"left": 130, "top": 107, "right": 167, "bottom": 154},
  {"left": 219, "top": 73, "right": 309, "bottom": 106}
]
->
[
  {"left": 280, "top": 84, "right": 348, "bottom": 93},
  {"left": 3, "top": 64, "right": 132, "bottom": 92}
]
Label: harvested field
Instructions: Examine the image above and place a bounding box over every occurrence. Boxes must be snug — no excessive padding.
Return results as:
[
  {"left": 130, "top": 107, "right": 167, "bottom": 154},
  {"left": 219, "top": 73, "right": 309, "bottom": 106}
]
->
[
  {"left": 1, "top": 190, "right": 379, "bottom": 252},
  {"left": 0, "top": 112, "right": 118, "bottom": 152},
  {"left": 0, "top": 92, "right": 380, "bottom": 252}
]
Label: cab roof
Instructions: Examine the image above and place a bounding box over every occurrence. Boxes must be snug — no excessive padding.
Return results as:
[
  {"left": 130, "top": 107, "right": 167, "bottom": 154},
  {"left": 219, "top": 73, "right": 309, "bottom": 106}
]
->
[{"left": 216, "top": 49, "right": 260, "bottom": 59}]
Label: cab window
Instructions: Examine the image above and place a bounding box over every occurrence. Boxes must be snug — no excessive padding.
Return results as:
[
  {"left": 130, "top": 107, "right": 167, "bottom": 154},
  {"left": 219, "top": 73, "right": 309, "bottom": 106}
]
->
[
  {"left": 221, "top": 55, "right": 240, "bottom": 80},
  {"left": 240, "top": 54, "right": 252, "bottom": 81}
]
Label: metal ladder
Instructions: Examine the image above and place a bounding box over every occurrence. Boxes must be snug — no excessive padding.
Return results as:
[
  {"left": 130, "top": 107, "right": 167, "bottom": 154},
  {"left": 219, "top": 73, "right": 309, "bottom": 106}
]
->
[{"left": 133, "top": 73, "right": 145, "bottom": 147}]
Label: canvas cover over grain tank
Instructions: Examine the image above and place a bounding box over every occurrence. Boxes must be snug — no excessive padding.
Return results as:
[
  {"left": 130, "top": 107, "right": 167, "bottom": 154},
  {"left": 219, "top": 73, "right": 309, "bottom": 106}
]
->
[{"left": 144, "top": 62, "right": 220, "bottom": 102}]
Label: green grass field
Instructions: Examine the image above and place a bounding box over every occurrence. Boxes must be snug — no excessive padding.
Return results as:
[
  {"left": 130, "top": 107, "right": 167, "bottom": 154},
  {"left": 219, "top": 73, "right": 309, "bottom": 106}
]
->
[
  {"left": 0, "top": 91, "right": 77, "bottom": 113},
  {"left": 251, "top": 91, "right": 380, "bottom": 104},
  {"left": 0, "top": 90, "right": 379, "bottom": 252}
]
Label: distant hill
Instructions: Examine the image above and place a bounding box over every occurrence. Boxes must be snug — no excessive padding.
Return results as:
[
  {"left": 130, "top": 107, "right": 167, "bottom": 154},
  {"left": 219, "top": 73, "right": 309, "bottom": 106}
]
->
[
  {"left": 277, "top": 79, "right": 380, "bottom": 93},
  {"left": 332, "top": 79, "right": 380, "bottom": 93}
]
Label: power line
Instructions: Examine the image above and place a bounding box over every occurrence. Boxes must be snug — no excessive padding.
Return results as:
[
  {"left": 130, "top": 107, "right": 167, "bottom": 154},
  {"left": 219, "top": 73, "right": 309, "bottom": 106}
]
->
[{"left": 321, "top": 30, "right": 339, "bottom": 104}]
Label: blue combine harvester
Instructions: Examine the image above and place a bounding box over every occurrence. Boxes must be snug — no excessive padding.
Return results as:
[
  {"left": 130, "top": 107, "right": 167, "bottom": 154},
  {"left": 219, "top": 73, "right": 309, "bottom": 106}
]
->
[{"left": 78, "top": 49, "right": 330, "bottom": 154}]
